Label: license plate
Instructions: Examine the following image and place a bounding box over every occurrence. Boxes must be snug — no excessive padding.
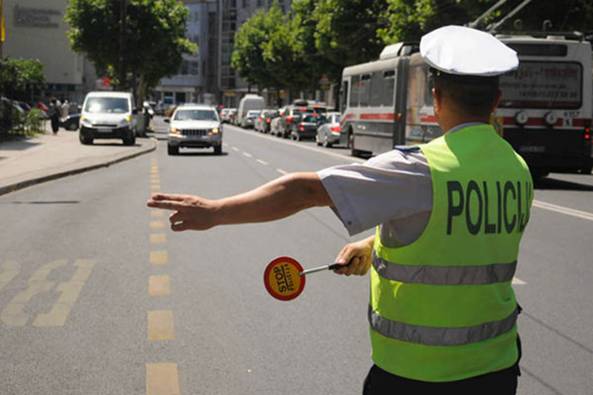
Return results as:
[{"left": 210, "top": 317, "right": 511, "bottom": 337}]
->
[
  {"left": 97, "top": 128, "right": 112, "bottom": 133},
  {"left": 519, "top": 145, "right": 546, "bottom": 153}
]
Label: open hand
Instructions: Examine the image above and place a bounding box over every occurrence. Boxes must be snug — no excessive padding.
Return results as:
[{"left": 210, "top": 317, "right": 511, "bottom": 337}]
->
[{"left": 147, "top": 193, "right": 220, "bottom": 231}]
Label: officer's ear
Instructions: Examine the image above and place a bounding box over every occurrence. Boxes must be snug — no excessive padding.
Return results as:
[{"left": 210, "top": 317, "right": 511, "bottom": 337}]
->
[{"left": 432, "top": 88, "right": 442, "bottom": 116}]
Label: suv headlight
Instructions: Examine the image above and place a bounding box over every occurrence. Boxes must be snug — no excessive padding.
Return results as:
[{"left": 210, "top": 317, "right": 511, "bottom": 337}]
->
[
  {"left": 169, "top": 128, "right": 181, "bottom": 135},
  {"left": 119, "top": 115, "right": 132, "bottom": 126},
  {"left": 209, "top": 127, "right": 220, "bottom": 135}
]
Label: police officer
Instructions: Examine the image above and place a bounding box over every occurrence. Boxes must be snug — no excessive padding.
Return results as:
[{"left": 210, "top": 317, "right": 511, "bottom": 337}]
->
[{"left": 148, "top": 25, "right": 533, "bottom": 394}]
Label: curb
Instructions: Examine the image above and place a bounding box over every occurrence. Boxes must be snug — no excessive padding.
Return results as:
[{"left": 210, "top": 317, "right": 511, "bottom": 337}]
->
[{"left": 0, "top": 138, "right": 158, "bottom": 197}]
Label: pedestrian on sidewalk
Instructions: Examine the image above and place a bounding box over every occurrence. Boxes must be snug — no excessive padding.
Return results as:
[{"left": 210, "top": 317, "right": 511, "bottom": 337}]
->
[
  {"left": 147, "top": 25, "right": 533, "bottom": 395},
  {"left": 48, "top": 98, "right": 60, "bottom": 134}
]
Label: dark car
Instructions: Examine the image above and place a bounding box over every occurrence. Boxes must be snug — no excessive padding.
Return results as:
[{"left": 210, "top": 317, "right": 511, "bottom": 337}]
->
[
  {"left": 60, "top": 113, "right": 81, "bottom": 131},
  {"left": 290, "top": 113, "right": 322, "bottom": 141}
]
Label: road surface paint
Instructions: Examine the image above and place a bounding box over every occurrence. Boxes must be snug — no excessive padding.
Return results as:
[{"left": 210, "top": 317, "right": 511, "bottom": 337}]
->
[
  {"left": 149, "top": 275, "right": 171, "bottom": 297},
  {"left": 533, "top": 200, "right": 593, "bottom": 222},
  {"left": 1, "top": 259, "right": 94, "bottom": 327},
  {"left": 150, "top": 233, "right": 167, "bottom": 244},
  {"left": 150, "top": 221, "right": 166, "bottom": 230},
  {"left": 256, "top": 159, "right": 269, "bottom": 165},
  {"left": 148, "top": 310, "right": 175, "bottom": 341},
  {"left": 512, "top": 277, "right": 526, "bottom": 285},
  {"left": 264, "top": 257, "right": 305, "bottom": 301},
  {"left": 150, "top": 251, "right": 169, "bottom": 266},
  {"left": 150, "top": 210, "right": 164, "bottom": 218},
  {"left": 0, "top": 261, "right": 19, "bottom": 292},
  {"left": 146, "top": 363, "right": 180, "bottom": 395},
  {"left": 243, "top": 152, "right": 253, "bottom": 158},
  {"left": 33, "top": 259, "right": 95, "bottom": 327},
  {"left": 276, "top": 168, "right": 287, "bottom": 175}
]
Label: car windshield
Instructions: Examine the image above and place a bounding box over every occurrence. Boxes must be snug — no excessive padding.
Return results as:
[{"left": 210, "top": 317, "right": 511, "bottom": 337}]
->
[
  {"left": 84, "top": 97, "right": 129, "bottom": 113},
  {"left": 174, "top": 109, "right": 218, "bottom": 121},
  {"left": 247, "top": 111, "right": 260, "bottom": 117}
]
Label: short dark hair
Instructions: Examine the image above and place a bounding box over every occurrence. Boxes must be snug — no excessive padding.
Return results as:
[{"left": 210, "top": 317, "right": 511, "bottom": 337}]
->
[{"left": 431, "top": 69, "right": 499, "bottom": 117}]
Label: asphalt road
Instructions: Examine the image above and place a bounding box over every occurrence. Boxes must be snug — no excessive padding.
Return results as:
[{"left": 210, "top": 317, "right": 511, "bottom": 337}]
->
[{"left": 0, "top": 117, "right": 591, "bottom": 394}]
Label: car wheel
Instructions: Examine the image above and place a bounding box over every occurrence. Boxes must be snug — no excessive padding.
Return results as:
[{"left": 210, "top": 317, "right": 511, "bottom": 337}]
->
[
  {"left": 291, "top": 133, "right": 300, "bottom": 141},
  {"left": 316, "top": 135, "right": 322, "bottom": 146},
  {"left": 214, "top": 145, "right": 222, "bottom": 155},
  {"left": 167, "top": 144, "right": 179, "bottom": 155},
  {"left": 79, "top": 132, "right": 93, "bottom": 145},
  {"left": 66, "top": 121, "right": 78, "bottom": 131},
  {"left": 123, "top": 135, "right": 135, "bottom": 145},
  {"left": 323, "top": 135, "right": 332, "bottom": 148}
]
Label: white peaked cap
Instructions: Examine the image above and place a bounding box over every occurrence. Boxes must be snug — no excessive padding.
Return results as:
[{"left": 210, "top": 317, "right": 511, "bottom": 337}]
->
[{"left": 420, "top": 25, "right": 519, "bottom": 76}]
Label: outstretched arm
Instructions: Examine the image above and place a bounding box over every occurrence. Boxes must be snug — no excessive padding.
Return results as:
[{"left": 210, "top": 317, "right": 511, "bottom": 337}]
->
[{"left": 146, "top": 172, "right": 333, "bottom": 231}]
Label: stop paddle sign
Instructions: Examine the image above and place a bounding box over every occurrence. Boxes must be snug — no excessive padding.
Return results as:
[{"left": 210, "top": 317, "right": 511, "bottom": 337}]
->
[{"left": 263, "top": 256, "right": 344, "bottom": 301}]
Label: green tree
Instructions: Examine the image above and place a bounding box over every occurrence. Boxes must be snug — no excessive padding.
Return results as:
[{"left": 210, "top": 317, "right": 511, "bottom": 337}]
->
[
  {"left": 65, "top": 0, "right": 197, "bottom": 100},
  {"left": 231, "top": 8, "right": 278, "bottom": 90},
  {"left": 0, "top": 58, "right": 45, "bottom": 99},
  {"left": 313, "top": 0, "right": 389, "bottom": 82}
]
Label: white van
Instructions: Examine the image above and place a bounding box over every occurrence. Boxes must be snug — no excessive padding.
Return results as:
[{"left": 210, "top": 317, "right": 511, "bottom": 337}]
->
[
  {"left": 79, "top": 91, "right": 139, "bottom": 145},
  {"left": 237, "top": 94, "right": 265, "bottom": 126}
]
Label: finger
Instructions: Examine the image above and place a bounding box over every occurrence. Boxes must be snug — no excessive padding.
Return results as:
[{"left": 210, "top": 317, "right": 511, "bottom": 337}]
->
[
  {"left": 150, "top": 193, "right": 188, "bottom": 202},
  {"left": 171, "top": 221, "right": 191, "bottom": 232},
  {"left": 335, "top": 256, "right": 359, "bottom": 276},
  {"left": 147, "top": 200, "right": 187, "bottom": 211},
  {"left": 169, "top": 211, "right": 184, "bottom": 224}
]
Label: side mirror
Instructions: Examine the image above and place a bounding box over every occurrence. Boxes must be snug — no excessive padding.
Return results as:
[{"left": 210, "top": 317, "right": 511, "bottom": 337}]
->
[
  {"left": 164, "top": 118, "right": 170, "bottom": 123},
  {"left": 132, "top": 108, "right": 139, "bottom": 115}
]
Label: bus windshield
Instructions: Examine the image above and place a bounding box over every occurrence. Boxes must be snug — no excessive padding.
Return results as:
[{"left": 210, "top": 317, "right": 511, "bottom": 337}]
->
[{"left": 499, "top": 61, "right": 582, "bottom": 109}]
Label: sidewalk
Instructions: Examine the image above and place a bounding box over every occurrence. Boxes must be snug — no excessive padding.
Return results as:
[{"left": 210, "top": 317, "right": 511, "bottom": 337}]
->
[{"left": 0, "top": 124, "right": 157, "bottom": 196}]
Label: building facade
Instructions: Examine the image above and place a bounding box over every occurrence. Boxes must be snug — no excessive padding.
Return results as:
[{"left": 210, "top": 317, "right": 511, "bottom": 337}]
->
[
  {"left": 2, "top": 0, "right": 95, "bottom": 103},
  {"left": 154, "top": 1, "right": 211, "bottom": 106},
  {"left": 219, "top": 0, "right": 292, "bottom": 107}
]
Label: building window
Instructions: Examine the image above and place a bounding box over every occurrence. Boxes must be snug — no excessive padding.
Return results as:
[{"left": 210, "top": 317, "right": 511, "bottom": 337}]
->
[{"left": 242, "top": 0, "right": 248, "bottom": 8}]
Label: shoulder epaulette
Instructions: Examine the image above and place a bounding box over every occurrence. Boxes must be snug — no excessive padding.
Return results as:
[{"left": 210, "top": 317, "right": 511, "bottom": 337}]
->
[{"left": 394, "top": 145, "right": 421, "bottom": 153}]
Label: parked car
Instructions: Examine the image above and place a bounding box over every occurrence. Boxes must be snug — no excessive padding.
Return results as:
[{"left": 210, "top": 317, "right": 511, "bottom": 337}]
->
[
  {"left": 165, "top": 104, "right": 222, "bottom": 155},
  {"left": 276, "top": 105, "right": 307, "bottom": 138},
  {"left": 220, "top": 108, "right": 236, "bottom": 123},
  {"left": 237, "top": 94, "right": 265, "bottom": 126},
  {"left": 315, "top": 112, "right": 342, "bottom": 147},
  {"left": 241, "top": 110, "right": 261, "bottom": 129},
  {"left": 255, "top": 109, "right": 279, "bottom": 133},
  {"left": 270, "top": 110, "right": 284, "bottom": 137},
  {"left": 289, "top": 113, "right": 323, "bottom": 141},
  {"left": 60, "top": 113, "right": 81, "bottom": 131},
  {"left": 79, "top": 91, "right": 140, "bottom": 145}
]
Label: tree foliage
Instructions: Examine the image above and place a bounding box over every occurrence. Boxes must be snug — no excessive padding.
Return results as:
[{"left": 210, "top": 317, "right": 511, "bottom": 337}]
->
[
  {"left": 65, "top": 0, "right": 197, "bottom": 97},
  {"left": 0, "top": 58, "right": 45, "bottom": 98}
]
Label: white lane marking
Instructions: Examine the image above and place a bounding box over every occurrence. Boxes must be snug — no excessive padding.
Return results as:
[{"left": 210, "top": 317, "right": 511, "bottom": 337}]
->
[
  {"left": 533, "top": 199, "right": 593, "bottom": 222},
  {"left": 232, "top": 147, "right": 240, "bottom": 152},
  {"left": 256, "top": 159, "right": 269, "bottom": 166},
  {"left": 223, "top": 143, "right": 228, "bottom": 147},
  {"left": 243, "top": 152, "right": 253, "bottom": 158},
  {"left": 227, "top": 125, "right": 365, "bottom": 163},
  {"left": 276, "top": 168, "right": 287, "bottom": 175},
  {"left": 512, "top": 277, "right": 526, "bottom": 285}
]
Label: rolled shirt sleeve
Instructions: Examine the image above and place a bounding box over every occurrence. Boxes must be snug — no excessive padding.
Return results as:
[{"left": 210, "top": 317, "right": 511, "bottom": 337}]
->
[{"left": 317, "top": 149, "right": 433, "bottom": 237}]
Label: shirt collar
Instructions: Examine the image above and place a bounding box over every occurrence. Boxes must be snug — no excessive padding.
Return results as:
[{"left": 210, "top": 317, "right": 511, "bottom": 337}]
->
[{"left": 447, "top": 122, "right": 487, "bottom": 134}]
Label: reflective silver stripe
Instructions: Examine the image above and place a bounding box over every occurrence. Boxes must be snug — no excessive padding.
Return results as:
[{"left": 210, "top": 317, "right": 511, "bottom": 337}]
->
[
  {"left": 369, "top": 306, "right": 519, "bottom": 346},
  {"left": 373, "top": 254, "right": 516, "bottom": 285}
]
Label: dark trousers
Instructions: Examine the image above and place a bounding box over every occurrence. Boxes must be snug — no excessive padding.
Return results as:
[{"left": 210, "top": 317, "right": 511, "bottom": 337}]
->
[{"left": 363, "top": 338, "right": 522, "bottom": 395}]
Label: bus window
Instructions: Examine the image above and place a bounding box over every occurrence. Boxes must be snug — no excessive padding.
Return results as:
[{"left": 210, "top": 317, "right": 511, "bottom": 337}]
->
[
  {"left": 370, "top": 72, "right": 383, "bottom": 106},
  {"left": 341, "top": 80, "right": 349, "bottom": 112},
  {"left": 499, "top": 61, "right": 582, "bottom": 109},
  {"left": 350, "top": 75, "right": 360, "bottom": 107},
  {"left": 382, "top": 70, "right": 395, "bottom": 107},
  {"left": 359, "top": 74, "right": 371, "bottom": 107}
]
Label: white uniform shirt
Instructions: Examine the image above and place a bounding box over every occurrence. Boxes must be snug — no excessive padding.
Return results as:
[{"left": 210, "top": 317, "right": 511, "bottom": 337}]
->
[{"left": 317, "top": 123, "right": 484, "bottom": 247}]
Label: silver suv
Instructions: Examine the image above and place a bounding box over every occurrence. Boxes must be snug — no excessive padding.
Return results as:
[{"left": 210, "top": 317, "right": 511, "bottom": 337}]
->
[{"left": 165, "top": 105, "right": 222, "bottom": 155}]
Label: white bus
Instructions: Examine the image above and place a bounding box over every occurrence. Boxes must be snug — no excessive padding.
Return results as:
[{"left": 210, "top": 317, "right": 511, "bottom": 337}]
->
[{"left": 341, "top": 34, "right": 593, "bottom": 177}]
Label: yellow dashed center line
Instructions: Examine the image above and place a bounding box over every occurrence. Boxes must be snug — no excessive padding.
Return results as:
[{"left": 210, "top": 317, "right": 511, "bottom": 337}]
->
[
  {"left": 150, "top": 251, "right": 169, "bottom": 266},
  {"left": 149, "top": 275, "right": 171, "bottom": 297},
  {"left": 150, "top": 210, "right": 164, "bottom": 218},
  {"left": 150, "top": 221, "right": 166, "bottom": 230},
  {"left": 150, "top": 233, "right": 167, "bottom": 244},
  {"left": 148, "top": 310, "right": 175, "bottom": 341},
  {"left": 146, "top": 363, "right": 180, "bottom": 395}
]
